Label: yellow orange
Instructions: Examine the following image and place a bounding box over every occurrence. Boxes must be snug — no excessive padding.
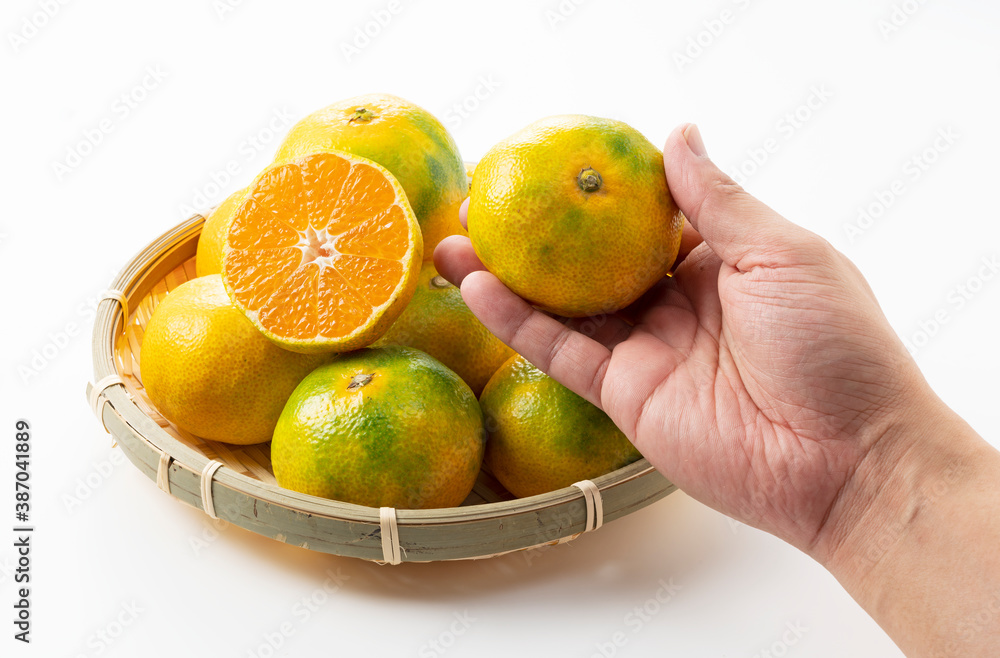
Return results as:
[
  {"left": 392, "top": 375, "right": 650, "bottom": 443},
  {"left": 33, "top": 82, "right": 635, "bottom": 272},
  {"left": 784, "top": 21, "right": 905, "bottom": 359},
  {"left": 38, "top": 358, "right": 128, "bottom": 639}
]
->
[
  {"left": 140, "top": 275, "right": 329, "bottom": 445},
  {"left": 195, "top": 188, "right": 246, "bottom": 277}
]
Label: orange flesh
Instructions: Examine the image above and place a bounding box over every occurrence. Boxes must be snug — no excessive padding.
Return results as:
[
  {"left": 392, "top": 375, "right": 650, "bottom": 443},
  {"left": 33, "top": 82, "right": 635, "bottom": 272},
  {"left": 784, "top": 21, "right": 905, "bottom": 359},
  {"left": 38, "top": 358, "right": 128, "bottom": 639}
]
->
[{"left": 224, "top": 153, "right": 412, "bottom": 342}]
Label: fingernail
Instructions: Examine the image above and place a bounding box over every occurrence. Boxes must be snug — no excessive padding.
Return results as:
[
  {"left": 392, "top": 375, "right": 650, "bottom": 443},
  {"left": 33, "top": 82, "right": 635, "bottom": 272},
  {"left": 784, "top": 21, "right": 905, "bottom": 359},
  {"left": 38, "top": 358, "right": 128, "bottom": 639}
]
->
[{"left": 683, "top": 123, "right": 708, "bottom": 157}]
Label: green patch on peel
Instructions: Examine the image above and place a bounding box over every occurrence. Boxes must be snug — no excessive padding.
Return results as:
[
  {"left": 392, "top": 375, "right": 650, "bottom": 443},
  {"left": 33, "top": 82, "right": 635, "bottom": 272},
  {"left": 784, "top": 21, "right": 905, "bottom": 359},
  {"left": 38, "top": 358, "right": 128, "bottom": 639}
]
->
[
  {"left": 606, "top": 130, "right": 633, "bottom": 158},
  {"left": 560, "top": 206, "right": 584, "bottom": 231}
]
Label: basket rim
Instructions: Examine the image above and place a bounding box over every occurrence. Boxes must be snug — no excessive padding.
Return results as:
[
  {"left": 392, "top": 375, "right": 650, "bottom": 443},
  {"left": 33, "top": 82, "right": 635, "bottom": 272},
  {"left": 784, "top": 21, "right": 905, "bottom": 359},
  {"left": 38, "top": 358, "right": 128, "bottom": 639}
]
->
[{"left": 89, "top": 209, "right": 675, "bottom": 558}]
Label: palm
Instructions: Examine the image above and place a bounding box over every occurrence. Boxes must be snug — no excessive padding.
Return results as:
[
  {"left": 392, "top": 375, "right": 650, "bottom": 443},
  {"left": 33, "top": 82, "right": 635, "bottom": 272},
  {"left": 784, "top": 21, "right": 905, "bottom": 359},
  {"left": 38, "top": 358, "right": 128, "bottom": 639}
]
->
[{"left": 599, "top": 243, "right": 913, "bottom": 549}]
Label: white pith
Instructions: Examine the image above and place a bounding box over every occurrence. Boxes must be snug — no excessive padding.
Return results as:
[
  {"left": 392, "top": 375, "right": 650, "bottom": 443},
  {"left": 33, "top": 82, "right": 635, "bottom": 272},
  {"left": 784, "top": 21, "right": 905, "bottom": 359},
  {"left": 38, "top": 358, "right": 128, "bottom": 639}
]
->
[{"left": 295, "top": 225, "right": 341, "bottom": 269}]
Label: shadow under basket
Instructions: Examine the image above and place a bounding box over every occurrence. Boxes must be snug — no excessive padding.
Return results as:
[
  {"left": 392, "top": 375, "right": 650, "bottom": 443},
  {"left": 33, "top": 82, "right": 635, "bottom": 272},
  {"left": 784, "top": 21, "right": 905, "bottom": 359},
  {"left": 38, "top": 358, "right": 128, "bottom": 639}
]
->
[{"left": 87, "top": 212, "right": 677, "bottom": 563}]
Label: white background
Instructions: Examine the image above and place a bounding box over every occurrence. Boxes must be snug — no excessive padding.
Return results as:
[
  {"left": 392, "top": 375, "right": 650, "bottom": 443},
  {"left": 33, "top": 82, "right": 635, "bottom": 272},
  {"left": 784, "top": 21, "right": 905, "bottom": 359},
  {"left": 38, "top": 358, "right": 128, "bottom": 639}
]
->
[{"left": 2, "top": 0, "right": 999, "bottom": 656}]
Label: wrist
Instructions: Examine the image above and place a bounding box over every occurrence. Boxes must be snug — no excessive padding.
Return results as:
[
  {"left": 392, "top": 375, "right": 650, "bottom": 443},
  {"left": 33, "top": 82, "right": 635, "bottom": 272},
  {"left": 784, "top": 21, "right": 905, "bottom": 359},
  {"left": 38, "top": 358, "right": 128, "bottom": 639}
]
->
[
  {"left": 814, "top": 387, "right": 1000, "bottom": 653},
  {"left": 816, "top": 391, "right": 984, "bottom": 579}
]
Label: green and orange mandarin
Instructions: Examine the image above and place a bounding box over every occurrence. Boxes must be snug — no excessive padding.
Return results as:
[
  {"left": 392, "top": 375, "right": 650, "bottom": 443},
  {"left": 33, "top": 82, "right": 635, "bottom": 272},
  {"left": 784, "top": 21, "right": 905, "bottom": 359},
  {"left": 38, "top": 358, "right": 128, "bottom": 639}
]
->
[
  {"left": 468, "top": 115, "right": 684, "bottom": 317},
  {"left": 480, "top": 355, "right": 642, "bottom": 498},
  {"left": 272, "top": 347, "right": 485, "bottom": 509},
  {"left": 274, "top": 94, "right": 468, "bottom": 257}
]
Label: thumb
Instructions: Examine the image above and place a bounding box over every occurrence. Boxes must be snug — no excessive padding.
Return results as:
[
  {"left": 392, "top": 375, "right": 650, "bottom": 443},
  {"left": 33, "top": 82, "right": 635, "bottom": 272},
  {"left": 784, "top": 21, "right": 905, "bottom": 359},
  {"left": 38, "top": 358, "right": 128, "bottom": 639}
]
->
[{"left": 663, "top": 124, "right": 819, "bottom": 270}]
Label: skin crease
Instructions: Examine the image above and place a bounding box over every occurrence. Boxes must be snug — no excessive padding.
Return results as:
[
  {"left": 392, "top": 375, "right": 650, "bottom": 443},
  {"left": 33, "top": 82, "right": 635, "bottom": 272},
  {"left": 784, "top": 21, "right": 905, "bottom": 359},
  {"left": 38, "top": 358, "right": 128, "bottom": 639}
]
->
[{"left": 435, "top": 124, "right": 1000, "bottom": 656}]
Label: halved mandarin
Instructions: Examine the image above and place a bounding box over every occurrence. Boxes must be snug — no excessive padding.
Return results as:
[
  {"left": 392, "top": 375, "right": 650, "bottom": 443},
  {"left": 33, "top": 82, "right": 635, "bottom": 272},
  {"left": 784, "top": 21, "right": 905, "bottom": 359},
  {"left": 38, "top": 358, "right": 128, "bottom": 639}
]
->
[{"left": 221, "top": 150, "right": 423, "bottom": 353}]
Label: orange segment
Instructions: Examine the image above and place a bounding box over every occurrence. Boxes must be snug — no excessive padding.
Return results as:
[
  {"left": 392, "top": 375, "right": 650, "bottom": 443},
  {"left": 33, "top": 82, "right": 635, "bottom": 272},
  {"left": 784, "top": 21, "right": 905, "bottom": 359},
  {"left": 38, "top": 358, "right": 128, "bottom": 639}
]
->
[
  {"left": 302, "top": 155, "right": 352, "bottom": 230},
  {"left": 335, "top": 205, "right": 410, "bottom": 260},
  {"left": 331, "top": 163, "right": 397, "bottom": 217},
  {"left": 331, "top": 255, "right": 403, "bottom": 307},
  {"left": 224, "top": 247, "right": 301, "bottom": 310},
  {"left": 316, "top": 267, "right": 372, "bottom": 339},
  {"left": 222, "top": 150, "right": 422, "bottom": 353},
  {"left": 251, "top": 164, "right": 311, "bottom": 232},
  {"left": 258, "top": 264, "right": 320, "bottom": 339},
  {"left": 228, "top": 198, "right": 301, "bottom": 250}
]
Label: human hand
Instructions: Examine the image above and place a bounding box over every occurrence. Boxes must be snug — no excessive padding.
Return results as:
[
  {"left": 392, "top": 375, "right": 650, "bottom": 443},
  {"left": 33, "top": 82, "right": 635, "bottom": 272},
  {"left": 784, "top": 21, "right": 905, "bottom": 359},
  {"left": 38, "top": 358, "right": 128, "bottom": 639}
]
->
[
  {"left": 436, "top": 124, "right": 1000, "bottom": 656},
  {"left": 435, "top": 124, "right": 931, "bottom": 559}
]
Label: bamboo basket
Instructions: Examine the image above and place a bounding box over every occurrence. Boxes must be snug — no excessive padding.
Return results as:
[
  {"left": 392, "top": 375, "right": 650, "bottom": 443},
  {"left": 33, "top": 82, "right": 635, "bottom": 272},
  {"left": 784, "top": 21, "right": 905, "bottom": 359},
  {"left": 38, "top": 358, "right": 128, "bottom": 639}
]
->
[{"left": 87, "top": 212, "right": 677, "bottom": 563}]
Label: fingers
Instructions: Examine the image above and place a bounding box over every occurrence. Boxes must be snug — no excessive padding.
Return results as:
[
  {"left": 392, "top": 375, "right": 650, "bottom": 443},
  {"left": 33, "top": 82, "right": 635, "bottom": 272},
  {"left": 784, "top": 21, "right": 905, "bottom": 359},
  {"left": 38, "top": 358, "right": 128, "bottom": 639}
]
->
[
  {"left": 663, "top": 243, "right": 725, "bottom": 339},
  {"left": 562, "top": 314, "right": 633, "bottom": 353},
  {"left": 461, "top": 270, "right": 612, "bottom": 408},
  {"left": 458, "top": 197, "right": 470, "bottom": 230},
  {"left": 432, "top": 235, "right": 485, "bottom": 286},
  {"left": 615, "top": 275, "right": 678, "bottom": 325},
  {"left": 436, "top": 234, "right": 633, "bottom": 354},
  {"left": 663, "top": 124, "right": 817, "bottom": 270}
]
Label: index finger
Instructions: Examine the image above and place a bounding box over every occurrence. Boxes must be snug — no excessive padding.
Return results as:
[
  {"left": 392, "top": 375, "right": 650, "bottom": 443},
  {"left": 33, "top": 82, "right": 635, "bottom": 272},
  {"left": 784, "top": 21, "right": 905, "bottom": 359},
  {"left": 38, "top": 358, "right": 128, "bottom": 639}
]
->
[
  {"left": 458, "top": 197, "right": 470, "bottom": 230},
  {"left": 460, "top": 270, "right": 612, "bottom": 409}
]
